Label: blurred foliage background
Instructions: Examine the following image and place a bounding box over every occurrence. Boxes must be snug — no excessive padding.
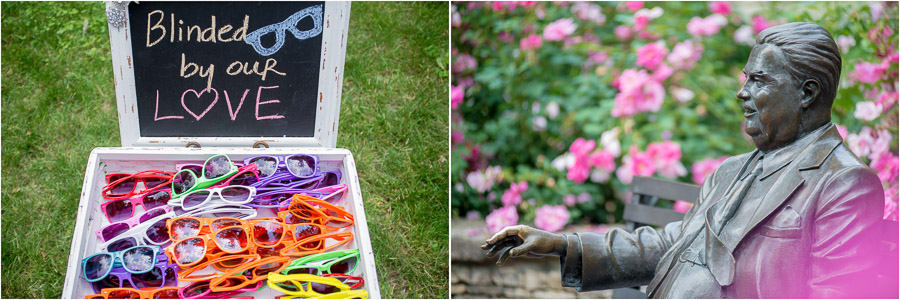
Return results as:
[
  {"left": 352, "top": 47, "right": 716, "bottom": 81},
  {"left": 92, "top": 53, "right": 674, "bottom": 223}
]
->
[{"left": 451, "top": 1, "right": 898, "bottom": 235}]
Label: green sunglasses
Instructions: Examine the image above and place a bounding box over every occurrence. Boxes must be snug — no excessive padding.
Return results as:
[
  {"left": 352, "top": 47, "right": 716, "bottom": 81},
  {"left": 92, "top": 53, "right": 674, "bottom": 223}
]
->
[
  {"left": 171, "top": 154, "right": 239, "bottom": 199},
  {"left": 282, "top": 249, "right": 360, "bottom": 276}
]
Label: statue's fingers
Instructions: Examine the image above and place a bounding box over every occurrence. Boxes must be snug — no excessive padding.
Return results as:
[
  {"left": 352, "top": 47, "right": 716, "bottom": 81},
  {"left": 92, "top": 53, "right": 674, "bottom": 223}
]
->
[
  {"left": 485, "top": 242, "right": 506, "bottom": 257},
  {"left": 486, "top": 225, "right": 521, "bottom": 245},
  {"left": 496, "top": 246, "right": 515, "bottom": 266},
  {"left": 508, "top": 237, "right": 538, "bottom": 257}
]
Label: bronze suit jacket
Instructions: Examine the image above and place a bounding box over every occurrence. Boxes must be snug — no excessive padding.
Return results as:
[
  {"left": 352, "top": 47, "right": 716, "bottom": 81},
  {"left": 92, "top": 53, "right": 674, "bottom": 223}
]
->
[{"left": 559, "top": 125, "right": 885, "bottom": 298}]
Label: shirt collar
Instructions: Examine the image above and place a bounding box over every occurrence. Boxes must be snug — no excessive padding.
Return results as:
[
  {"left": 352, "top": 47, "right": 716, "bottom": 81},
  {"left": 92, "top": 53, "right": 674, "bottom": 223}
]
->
[{"left": 757, "top": 123, "right": 833, "bottom": 180}]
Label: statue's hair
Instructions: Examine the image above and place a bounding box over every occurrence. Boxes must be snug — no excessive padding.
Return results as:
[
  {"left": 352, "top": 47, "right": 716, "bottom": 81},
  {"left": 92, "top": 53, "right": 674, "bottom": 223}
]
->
[{"left": 756, "top": 22, "right": 842, "bottom": 109}]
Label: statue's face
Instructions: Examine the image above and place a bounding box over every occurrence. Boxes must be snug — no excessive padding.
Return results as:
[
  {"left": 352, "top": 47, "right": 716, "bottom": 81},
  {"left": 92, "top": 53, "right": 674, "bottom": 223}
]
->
[{"left": 737, "top": 44, "right": 803, "bottom": 151}]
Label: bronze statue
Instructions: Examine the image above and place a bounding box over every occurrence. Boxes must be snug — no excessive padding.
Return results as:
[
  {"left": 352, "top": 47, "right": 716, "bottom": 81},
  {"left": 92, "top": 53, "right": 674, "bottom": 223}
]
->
[{"left": 483, "top": 22, "right": 887, "bottom": 298}]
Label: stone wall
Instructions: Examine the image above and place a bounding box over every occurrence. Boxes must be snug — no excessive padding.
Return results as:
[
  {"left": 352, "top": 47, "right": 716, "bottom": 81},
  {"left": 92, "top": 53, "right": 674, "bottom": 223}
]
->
[{"left": 451, "top": 219, "right": 613, "bottom": 299}]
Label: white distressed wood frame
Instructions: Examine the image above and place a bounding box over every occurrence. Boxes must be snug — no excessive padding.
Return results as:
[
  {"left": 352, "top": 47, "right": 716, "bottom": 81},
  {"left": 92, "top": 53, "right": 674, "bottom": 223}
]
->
[
  {"left": 107, "top": 2, "right": 351, "bottom": 148},
  {"left": 62, "top": 148, "right": 381, "bottom": 299}
]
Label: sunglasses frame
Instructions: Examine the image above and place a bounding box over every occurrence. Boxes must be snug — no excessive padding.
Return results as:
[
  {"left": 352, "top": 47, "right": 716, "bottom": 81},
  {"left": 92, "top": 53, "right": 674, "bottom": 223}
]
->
[
  {"left": 172, "top": 203, "right": 259, "bottom": 220},
  {"left": 167, "top": 216, "right": 247, "bottom": 242},
  {"left": 171, "top": 154, "right": 239, "bottom": 198},
  {"left": 99, "top": 212, "right": 175, "bottom": 252},
  {"left": 99, "top": 188, "right": 173, "bottom": 223},
  {"left": 283, "top": 249, "right": 361, "bottom": 275},
  {"left": 96, "top": 205, "right": 172, "bottom": 242},
  {"left": 84, "top": 286, "right": 180, "bottom": 299},
  {"left": 266, "top": 273, "right": 351, "bottom": 297},
  {"left": 168, "top": 185, "right": 257, "bottom": 210},
  {"left": 90, "top": 258, "right": 178, "bottom": 294},
  {"left": 280, "top": 231, "right": 354, "bottom": 257},
  {"left": 209, "top": 163, "right": 260, "bottom": 189},
  {"left": 251, "top": 189, "right": 325, "bottom": 208},
  {"left": 209, "top": 256, "right": 291, "bottom": 292},
  {"left": 102, "top": 170, "right": 175, "bottom": 200},
  {"left": 288, "top": 195, "right": 355, "bottom": 230},
  {"left": 276, "top": 289, "right": 369, "bottom": 299},
  {"left": 244, "top": 154, "right": 321, "bottom": 179},
  {"left": 178, "top": 278, "right": 263, "bottom": 299},
  {"left": 82, "top": 245, "right": 161, "bottom": 282}
]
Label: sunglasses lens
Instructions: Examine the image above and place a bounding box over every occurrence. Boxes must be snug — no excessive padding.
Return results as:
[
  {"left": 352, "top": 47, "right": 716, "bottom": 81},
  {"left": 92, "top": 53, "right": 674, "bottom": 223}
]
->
[
  {"left": 257, "top": 243, "right": 286, "bottom": 258},
  {"left": 122, "top": 246, "right": 156, "bottom": 272},
  {"left": 323, "top": 190, "right": 346, "bottom": 204},
  {"left": 170, "top": 218, "right": 201, "bottom": 241},
  {"left": 101, "top": 223, "right": 130, "bottom": 241},
  {"left": 146, "top": 218, "right": 171, "bottom": 243},
  {"left": 110, "top": 175, "right": 136, "bottom": 195},
  {"left": 293, "top": 224, "right": 322, "bottom": 240},
  {"left": 92, "top": 274, "right": 124, "bottom": 292},
  {"left": 105, "top": 200, "right": 134, "bottom": 223},
  {"left": 144, "top": 177, "right": 167, "bottom": 189},
  {"left": 131, "top": 265, "right": 164, "bottom": 289},
  {"left": 205, "top": 155, "right": 232, "bottom": 179},
  {"left": 215, "top": 227, "right": 248, "bottom": 252},
  {"left": 183, "top": 191, "right": 210, "bottom": 209},
  {"left": 255, "top": 261, "right": 285, "bottom": 276},
  {"left": 84, "top": 254, "right": 113, "bottom": 280},
  {"left": 286, "top": 155, "right": 315, "bottom": 177},
  {"left": 184, "top": 165, "right": 203, "bottom": 176},
  {"left": 311, "top": 282, "right": 340, "bottom": 294},
  {"left": 331, "top": 256, "right": 357, "bottom": 274},
  {"left": 109, "top": 290, "right": 141, "bottom": 299},
  {"left": 173, "top": 171, "right": 195, "bottom": 195},
  {"left": 153, "top": 289, "right": 179, "bottom": 299},
  {"left": 182, "top": 282, "right": 210, "bottom": 298},
  {"left": 210, "top": 218, "right": 243, "bottom": 232},
  {"left": 142, "top": 190, "right": 171, "bottom": 210},
  {"left": 231, "top": 172, "right": 258, "bottom": 186},
  {"left": 107, "top": 238, "right": 137, "bottom": 252},
  {"left": 249, "top": 157, "right": 278, "bottom": 177},
  {"left": 322, "top": 172, "right": 339, "bottom": 187},
  {"left": 220, "top": 186, "right": 252, "bottom": 202},
  {"left": 174, "top": 237, "right": 205, "bottom": 265},
  {"left": 253, "top": 221, "right": 284, "bottom": 246},
  {"left": 138, "top": 207, "right": 169, "bottom": 223},
  {"left": 287, "top": 267, "right": 317, "bottom": 275}
]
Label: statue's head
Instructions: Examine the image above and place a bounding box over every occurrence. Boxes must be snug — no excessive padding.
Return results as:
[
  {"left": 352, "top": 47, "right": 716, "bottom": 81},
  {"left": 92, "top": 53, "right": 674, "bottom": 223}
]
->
[{"left": 737, "top": 22, "right": 842, "bottom": 151}]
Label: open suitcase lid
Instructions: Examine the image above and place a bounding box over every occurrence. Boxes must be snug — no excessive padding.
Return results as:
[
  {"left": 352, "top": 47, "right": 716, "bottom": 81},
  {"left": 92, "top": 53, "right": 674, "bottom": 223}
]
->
[{"left": 107, "top": 1, "right": 350, "bottom": 148}]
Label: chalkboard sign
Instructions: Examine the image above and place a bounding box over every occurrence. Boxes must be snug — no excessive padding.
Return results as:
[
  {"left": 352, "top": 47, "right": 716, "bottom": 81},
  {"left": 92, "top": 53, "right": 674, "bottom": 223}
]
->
[{"left": 124, "top": 1, "right": 326, "bottom": 138}]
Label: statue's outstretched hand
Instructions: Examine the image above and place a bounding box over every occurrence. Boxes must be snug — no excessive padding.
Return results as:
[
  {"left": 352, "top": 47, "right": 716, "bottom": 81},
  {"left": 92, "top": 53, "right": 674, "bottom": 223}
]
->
[{"left": 480, "top": 225, "right": 567, "bottom": 266}]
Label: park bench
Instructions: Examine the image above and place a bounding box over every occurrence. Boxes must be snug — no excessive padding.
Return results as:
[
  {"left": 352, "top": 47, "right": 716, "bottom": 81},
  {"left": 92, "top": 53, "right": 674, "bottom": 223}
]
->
[{"left": 612, "top": 175, "right": 899, "bottom": 299}]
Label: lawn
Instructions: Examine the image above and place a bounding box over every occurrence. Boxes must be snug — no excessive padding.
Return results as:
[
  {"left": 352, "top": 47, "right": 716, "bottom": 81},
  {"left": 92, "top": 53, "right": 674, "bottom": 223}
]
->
[{"left": 1, "top": 2, "right": 449, "bottom": 299}]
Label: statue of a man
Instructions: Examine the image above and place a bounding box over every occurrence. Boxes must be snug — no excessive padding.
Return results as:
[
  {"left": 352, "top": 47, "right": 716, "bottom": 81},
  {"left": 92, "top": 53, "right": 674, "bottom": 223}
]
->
[{"left": 483, "top": 22, "right": 887, "bottom": 298}]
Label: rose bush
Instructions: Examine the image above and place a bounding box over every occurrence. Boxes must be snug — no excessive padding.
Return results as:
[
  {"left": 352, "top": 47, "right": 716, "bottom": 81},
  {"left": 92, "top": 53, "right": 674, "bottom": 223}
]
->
[{"left": 451, "top": 1, "right": 899, "bottom": 234}]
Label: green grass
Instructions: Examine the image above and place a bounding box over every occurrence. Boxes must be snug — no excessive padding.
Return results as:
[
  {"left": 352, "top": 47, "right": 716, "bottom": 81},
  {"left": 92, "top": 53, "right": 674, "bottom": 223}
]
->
[{"left": 1, "top": 2, "right": 448, "bottom": 299}]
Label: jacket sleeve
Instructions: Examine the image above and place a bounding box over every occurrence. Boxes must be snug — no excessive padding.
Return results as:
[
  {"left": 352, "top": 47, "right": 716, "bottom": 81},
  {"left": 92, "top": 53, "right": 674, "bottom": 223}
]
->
[
  {"left": 808, "top": 165, "right": 884, "bottom": 298},
  {"left": 559, "top": 156, "right": 735, "bottom": 292}
]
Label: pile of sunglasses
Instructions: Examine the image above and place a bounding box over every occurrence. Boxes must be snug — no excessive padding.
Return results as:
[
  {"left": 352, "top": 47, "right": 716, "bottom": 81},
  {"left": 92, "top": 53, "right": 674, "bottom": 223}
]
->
[{"left": 82, "top": 154, "right": 367, "bottom": 299}]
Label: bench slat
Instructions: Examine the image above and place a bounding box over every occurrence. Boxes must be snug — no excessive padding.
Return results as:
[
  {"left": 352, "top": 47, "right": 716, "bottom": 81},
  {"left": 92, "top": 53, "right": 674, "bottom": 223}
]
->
[
  {"left": 630, "top": 176, "right": 700, "bottom": 203},
  {"left": 623, "top": 202, "right": 687, "bottom": 226}
]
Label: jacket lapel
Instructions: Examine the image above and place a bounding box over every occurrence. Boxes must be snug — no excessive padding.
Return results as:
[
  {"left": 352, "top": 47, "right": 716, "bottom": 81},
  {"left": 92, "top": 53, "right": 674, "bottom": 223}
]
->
[{"left": 704, "top": 125, "right": 843, "bottom": 286}]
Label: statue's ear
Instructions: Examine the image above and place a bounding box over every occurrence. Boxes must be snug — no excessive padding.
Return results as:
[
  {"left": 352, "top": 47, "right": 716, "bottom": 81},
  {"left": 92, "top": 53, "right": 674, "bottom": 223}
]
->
[{"left": 800, "top": 79, "right": 820, "bottom": 109}]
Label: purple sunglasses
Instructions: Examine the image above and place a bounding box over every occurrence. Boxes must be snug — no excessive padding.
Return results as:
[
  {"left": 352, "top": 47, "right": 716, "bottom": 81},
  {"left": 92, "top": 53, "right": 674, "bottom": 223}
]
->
[
  {"left": 91, "top": 255, "right": 178, "bottom": 294},
  {"left": 250, "top": 189, "right": 325, "bottom": 208},
  {"left": 243, "top": 154, "right": 320, "bottom": 179}
]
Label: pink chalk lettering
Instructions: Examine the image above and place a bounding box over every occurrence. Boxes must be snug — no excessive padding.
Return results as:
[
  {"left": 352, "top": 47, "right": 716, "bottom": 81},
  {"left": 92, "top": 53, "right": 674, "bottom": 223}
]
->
[
  {"left": 181, "top": 87, "right": 219, "bottom": 121},
  {"left": 223, "top": 89, "right": 250, "bottom": 121},
  {"left": 154, "top": 89, "right": 184, "bottom": 121},
  {"left": 255, "top": 85, "right": 285, "bottom": 120}
]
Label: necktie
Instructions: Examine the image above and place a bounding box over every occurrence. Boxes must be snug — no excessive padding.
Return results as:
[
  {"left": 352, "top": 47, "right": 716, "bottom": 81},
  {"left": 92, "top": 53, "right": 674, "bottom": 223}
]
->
[{"left": 713, "top": 155, "right": 764, "bottom": 235}]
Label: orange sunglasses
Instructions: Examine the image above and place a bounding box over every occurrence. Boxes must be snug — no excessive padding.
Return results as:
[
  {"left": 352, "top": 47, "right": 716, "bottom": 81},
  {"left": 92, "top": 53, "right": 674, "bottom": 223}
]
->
[
  {"left": 280, "top": 231, "right": 354, "bottom": 257},
  {"left": 167, "top": 216, "right": 246, "bottom": 242},
  {"left": 209, "top": 256, "right": 292, "bottom": 292},
  {"left": 288, "top": 195, "right": 355, "bottom": 230}
]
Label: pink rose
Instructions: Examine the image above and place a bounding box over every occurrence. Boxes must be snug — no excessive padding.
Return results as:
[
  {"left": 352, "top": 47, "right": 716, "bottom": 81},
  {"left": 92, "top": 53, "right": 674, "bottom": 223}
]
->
[
  {"left": 869, "top": 128, "right": 892, "bottom": 161},
  {"left": 451, "top": 85, "right": 464, "bottom": 109},
  {"left": 752, "top": 15, "right": 771, "bottom": 34},
  {"left": 572, "top": 2, "right": 605, "bottom": 25},
  {"left": 452, "top": 54, "right": 478, "bottom": 74},
  {"left": 667, "top": 40, "right": 704, "bottom": 70},
  {"left": 708, "top": 1, "right": 732, "bottom": 15},
  {"left": 589, "top": 150, "right": 616, "bottom": 172},
  {"left": 687, "top": 15, "right": 727, "bottom": 37},
  {"left": 452, "top": 130, "right": 465, "bottom": 145},
  {"left": 691, "top": 156, "right": 728, "bottom": 185},
  {"left": 567, "top": 157, "right": 592, "bottom": 184},
  {"left": 616, "top": 146, "right": 656, "bottom": 184},
  {"left": 501, "top": 181, "right": 529, "bottom": 206},
  {"left": 837, "top": 35, "right": 856, "bottom": 54},
  {"left": 870, "top": 151, "right": 899, "bottom": 184},
  {"left": 614, "top": 25, "right": 633, "bottom": 41},
  {"left": 846, "top": 127, "right": 875, "bottom": 158},
  {"left": 486, "top": 206, "right": 519, "bottom": 233},
  {"left": 673, "top": 200, "right": 694, "bottom": 213},
  {"left": 625, "top": 1, "right": 643, "bottom": 12},
  {"left": 577, "top": 192, "right": 591, "bottom": 203},
  {"left": 875, "top": 91, "right": 899, "bottom": 110},
  {"left": 543, "top": 18, "right": 577, "bottom": 41},
  {"left": 611, "top": 69, "right": 665, "bottom": 117},
  {"left": 734, "top": 25, "right": 754, "bottom": 45},
  {"left": 563, "top": 194, "right": 577, "bottom": 207},
  {"left": 854, "top": 101, "right": 882, "bottom": 121},
  {"left": 671, "top": 87, "right": 695, "bottom": 103},
  {"left": 534, "top": 205, "right": 570, "bottom": 232},
  {"left": 648, "top": 141, "right": 686, "bottom": 178},
  {"left": 569, "top": 137, "right": 597, "bottom": 156},
  {"left": 636, "top": 42, "right": 669, "bottom": 70},
  {"left": 519, "top": 34, "right": 543, "bottom": 51},
  {"left": 852, "top": 61, "right": 888, "bottom": 84},
  {"left": 652, "top": 64, "right": 674, "bottom": 82}
]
